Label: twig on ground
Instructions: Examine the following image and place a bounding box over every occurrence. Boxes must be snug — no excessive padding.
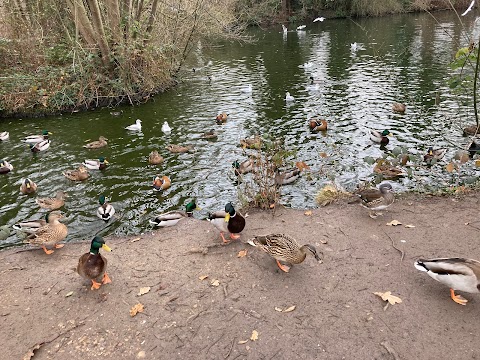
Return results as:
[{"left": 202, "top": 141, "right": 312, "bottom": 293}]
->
[
  {"left": 383, "top": 231, "right": 405, "bottom": 262},
  {"left": 224, "top": 338, "right": 235, "bottom": 359},
  {"left": 186, "top": 243, "right": 227, "bottom": 255},
  {"left": 204, "top": 334, "right": 224, "bottom": 355},
  {"left": 380, "top": 340, "right": 400, "bottom": 360}
]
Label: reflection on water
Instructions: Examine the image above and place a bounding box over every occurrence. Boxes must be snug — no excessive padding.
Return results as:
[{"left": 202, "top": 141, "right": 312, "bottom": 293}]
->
[{"left": 1, "top": 11, "right": 479, "bottom": 248}]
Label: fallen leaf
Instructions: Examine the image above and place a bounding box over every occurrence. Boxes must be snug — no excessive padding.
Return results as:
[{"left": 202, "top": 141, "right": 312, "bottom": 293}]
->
[
  {"left": 269, "top": 203, "right": 275, "bottom": 209},
  {"left": 198, "top": 275, "right": 209, "bottom": 280},
  {"left": 211, "top": 279, "right": 220, "bottom": 287},
  {"left": 65, "top": 291, "right": 74, "bottom": 297},
  {"left": 131, "top": 237, "right": 141, "bottom": 243},
  {"left": 250, "top": 330, "right": 259, "bottom": 341},
  {"left": 274, "top": 307, "right": 283, "bottom": 312},
  {"left": 374, "top": 291, "right": 402, "bottom": 305},
  {"left": 238, "top": 340, "right": 248, "bottom": 344},
  {"left": 237, "top": 249, "right": 247, "bottom": 258},
  {"left": 386, "top": 220, "right": 402, "bottom": 226},
  {"left": 460, "top": 153, "right": 470, "bottom": 164},
  {"left": 295, "top": 161, "right": 310, "bottom": 171},
  {"left": 319, "top": 152, "right": 328, "bottom": 158},
  {"left": 137, "top": 287, "right": 151, "bottom": 296},
  {"left": 446, "top": 162, "right": 455, "bottom": 173},
  {"left": 283, "top": 305, "right": 296, "bottom": 312},
  {"left": 130, "top": 303, "right": 144, "bottom": 317},
  {"left": 23, "top": 343, "right": 42, "bottom": 360},
  {"left": 304, "top": 210, "right": 312, "bottom": 216},
  {"left": 404, "top": 224, "right": 415, "bottom": 228}
]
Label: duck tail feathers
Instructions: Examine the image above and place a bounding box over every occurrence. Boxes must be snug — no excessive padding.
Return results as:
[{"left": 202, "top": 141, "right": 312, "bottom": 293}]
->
[
  {"left": 247, "top": 238, "right": 257, "bottom": 247},
  {"left": 414, "top": 259, "right": 429, "bottom": 272}
]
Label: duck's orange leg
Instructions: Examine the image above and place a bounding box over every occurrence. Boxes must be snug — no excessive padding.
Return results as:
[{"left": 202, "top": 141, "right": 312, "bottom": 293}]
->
[
  {"left": 229, "top": 233, "right": 241, "bottom": 240},
  {"left": 54, "top": 243, "right": 64, "bottom": 249},
  {"left": 102, "top": 272, "right": 112, "bottom": 285},
  {"left": 91, "top": 280, "right": 102, "bottom": 290},
  {"left": 42, "top": 246, "right": 54, "bottom": 255},
  {"left": 276, "top": 260, "right": 291, "bottom": 273},
  {"left": 450, "top": 288, "right": 468, "bottom": 305},
  {"left": 220, "top": 232, "right": 230, "bottom": 244}
]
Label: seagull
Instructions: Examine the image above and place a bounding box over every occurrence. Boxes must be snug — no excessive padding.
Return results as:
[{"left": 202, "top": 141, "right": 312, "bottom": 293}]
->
[
  {"left": 282, "top": 24, "right": 288, "bottom": 33},
  {"left": 161, "top": 121, "right": 172, "bottom": 134},
  {"left": 285, "top": 92, "right": 295, "bottom": 102},
  {"left": 462, "top": 0, "right": 475, "bottom": 16},
  {"left": 313, "top": 17, "right": 325, "bottom": 22},
  {"left": 125, "top": 119, "right": 142, "bottom": 131},
  {"left": 296, "top": 25, "right": 306, "bottom": 31}
]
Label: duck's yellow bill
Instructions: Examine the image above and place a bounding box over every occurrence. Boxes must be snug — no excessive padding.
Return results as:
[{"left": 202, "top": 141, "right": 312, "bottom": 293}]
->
[
  {"left": 196, "top": 206, "right": 202, "bottom": 210},
  {"left": 224, "top": 213, "right": 230, "bottom": 222},
  {"left": 104, "top": 160, "right": 109, "bottom": 164},
  {"left": 102, "top": 244, "right": 112, "bottom": 252}
]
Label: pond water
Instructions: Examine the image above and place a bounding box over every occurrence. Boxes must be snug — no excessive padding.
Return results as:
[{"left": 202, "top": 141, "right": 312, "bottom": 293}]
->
[{"left": 1, "top": 11, "right": 480, "bottom": 248}]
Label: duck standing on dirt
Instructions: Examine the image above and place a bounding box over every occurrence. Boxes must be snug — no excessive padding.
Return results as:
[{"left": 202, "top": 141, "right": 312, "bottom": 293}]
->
[
  {"left": 248, "top": 233, "right": 322, "bottom": 273},
  {"left": 77, "top": 236, "right": 112, "bottom": 290},
  {"left": 208, "top": 202, "right": 245, "bottom": 243},
  {"left": 414, "top": 258, "right": 480, "bottom": 305},
  {"left": 149, "top": 200, "right": 200, "bottom": 227},
  {"left": 23, "top": 211, "right": 68, "bottom": 254},
  {"left": 357, "top": 183, "right": 394, "bottom": 218}
]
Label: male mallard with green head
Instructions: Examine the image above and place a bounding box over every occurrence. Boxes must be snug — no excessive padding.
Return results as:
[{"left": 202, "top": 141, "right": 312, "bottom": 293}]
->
[
  {"left": 29, "top": 139, "right": 50, "bottom": 152},
  {"left": 77, "top": 236, "right": 112, "bottom": 290},
  {"left": 20, "top": 178, "right": 37, "bottom": 195},
  {"left": 23, "top": 211, "right": 68, "bottom": 254},
  {"left": 370, "top": 130, "right": 391, "bottom": 145},
  {"left": 232, "top": 159, "right": 254, "bottom": 176},
  {"left": 22, "top": 130, "right": 51, "bottom": 143},
  {"left": 248, "top": 233, "right": 322, "bottom": 273},
  {"left": 97, "top": 195, "right": 115, "bottom": 221},
  {"left": 36, "top": 190, "right": 66, "bottom": 210},
  {"left": 149, "top": 200, "right": 200, "bottom": 227},
  {"left": 83, "top": 156, "right": 108, "bottom": 170},
  {"left": 13, "top": 212, "right": 50, "bottom": 237},
  {"left": 83, "top": 136, "right": 108, "bottom": 149},
  {"left": 414, "top": 258, "right": 480, "bottom": 305},
  {"left": 208, "top": 202, "right": 246, "bottom": 243}
]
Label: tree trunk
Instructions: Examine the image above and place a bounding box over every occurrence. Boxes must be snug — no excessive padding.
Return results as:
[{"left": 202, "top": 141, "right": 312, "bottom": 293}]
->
[{"left": 85, "top": 0, "right": 111, "bottom": 66}]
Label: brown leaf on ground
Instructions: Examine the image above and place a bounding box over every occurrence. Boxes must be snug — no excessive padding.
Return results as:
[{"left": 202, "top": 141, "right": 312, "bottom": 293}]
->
[
  {"left": 283, "top": 305, "right": 296, "bottom": 312},
  {"left": 130, "top": 303, "right": 145, "bottom": 317},
  {"left": 23, "top": 343, "right": 42, "bottom": 360},
  {"left": 404, "top": 224, "right": 415, "bottom": 228},
  {"left": 250, "top": 330, "right": 259, "bottom": 341},
  {"left": 137, "top": 287, "right": 151, "bottom": 296},
  {"left": 238, "top": 340, "right": 248, "bottom": 344},
  {"left": 386, "top": 220, "right": 402, "bottom": 226},
  {"left": 237, "top": 249, "right": 247, "bottom": 258},
  {"left": 65, "top": 291, "right": 74, "bottom": 297},
  {"left": 198, "top": 275, "right": 209, "bottom": 280},
  {"left": 446, "top": 162, "right": 455, "bottom": 173},
  {"left": 374, "top": 291, "right": 402, "bottom": 305},
  {"left": 319, "top": 152, "right": 328, "bottom": 158},
  {"left": 304, "top": 210, "right": 312, "bottom": 216},
  {"left": 130, "top": 237, "right": 141, "bottom": 243},
  {"left": 295, "top": 161, "right": 310, "bottom": 171},
  {"left": 211, "top": 279, "right": 220, "bottom": 287}
]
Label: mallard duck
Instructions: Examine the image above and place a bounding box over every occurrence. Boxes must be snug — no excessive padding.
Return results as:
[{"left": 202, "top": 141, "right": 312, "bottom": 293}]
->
[
  {"left": 463, "top": 124, "right": 479, "bottom": 136},
  {"left": 110, "top": 110, "right": 123, "bottom": 116},
  {"left": 414, "top": 258, "right": 480, "bottom": 305},
  {"left": 215, "top": 112, "right": 228, "bottom": 124},
  {"left": 63, "top": 166, "right": 89, "bottom": 181},
  {"left": 97, "top": 195, "right": 115, "bottom": 221},
  {"left": 309, "top": 119, "right": 328, "bottom": 132},
  {"left": 285, "top": 92, "right": 295, "bottom": 102},
  {"left": 240, "top": 135, "right": 262, "bottom": 149},
  {"left": 232, "top": 159, "right": 254, "bottom": 176},
  {"left": 83, "top": 156, "right": 108, "bottom": 170},
  {"left": 13, "top": 212, "right": 51, "bottom": 239},
  {"left": 149, "top": 200, "right": 200, "bottom": 227},
  {"left": 274, "top": 167, "right": 301, "bottom": 185},
  {"left": 20, "top": 178, "right": 37, "bottom": 194},
  {"left": 392, "top": 102, "right": 406, "bottom": 113},
  {"left": 247, "top": 233, "right": 322, "bottom": 273},
  {"left": 0, "top": 159, "right": 13, "bottom": 174},
  {"left": 0, "top": 225, "right": 11, "bottom": 240},
  {"left": 162, "top": 121, "right": 172, "bottom": 134},
  {"left": 207, "top": 202, "right": 246, "bottom": 243},
  {"left": 148, "top": 150, "right": 164, "bottom": 164},
  {"left": 83, "top": 136, "right": 108, "bottom": 149},
  {"left": 125, "top": 119, "right": 142, "bottom": 131},
  {"left": 22, "top": 130, "right": 51, "bottom": 143},
  {"left": 370, "top": 130, "right": 391, "bottom": 145},
  {"left": 373, "top": 160, "right": 405, "bottom": 180},
  {"left": 0, "top": 131, "right": 9, "bottom": 141},
  {"left": 200, "top": 129, "right": 218, "bottom": 140},
  {"left": 166, "top": 144, "right": 193, "bottom": 153},
  {"left": 424, "top": 147, "right": 446, "bottom": 165},
  {"left": 77, "top": 236, "right": 112, "bottom": 290},
  {"left": 29, "top": 139, "right": 50, "bottom": 152},
  {"left": 36, "top": 190, "right": 66, "bottom": 210},
  {"left": 23, "top": 211, "right": 68, "bottom": 254},
  {"left": 152, "top": 175, "right": 171, "bottom": 191},
  {"left": 359, "top": 182, "right": 394, "bottom": 217}
]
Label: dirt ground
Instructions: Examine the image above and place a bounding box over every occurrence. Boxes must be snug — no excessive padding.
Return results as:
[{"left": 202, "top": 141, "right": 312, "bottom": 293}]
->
[{"left": 1, "top": 193, "right": 480, "bottom": 360}]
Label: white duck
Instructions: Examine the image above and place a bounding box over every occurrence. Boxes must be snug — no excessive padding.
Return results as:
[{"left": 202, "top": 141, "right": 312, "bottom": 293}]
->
[
  {"left": 30, "top": 139, "right": 50, "bottom": 152},
  {"left": 0, "top": 131, "right": 9, "bottom": 141},
  {"left": 125, "top": 119, "right": 142, "bottom": 131},
  {"left": 162, "top": 121, "right": 172, "bottom": 134},
  {"left": 296, "top": 25, "right": 307, "bottom": 31},
  {"left": 285, "top": 92, "right": 295, "bottom": 102}
]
